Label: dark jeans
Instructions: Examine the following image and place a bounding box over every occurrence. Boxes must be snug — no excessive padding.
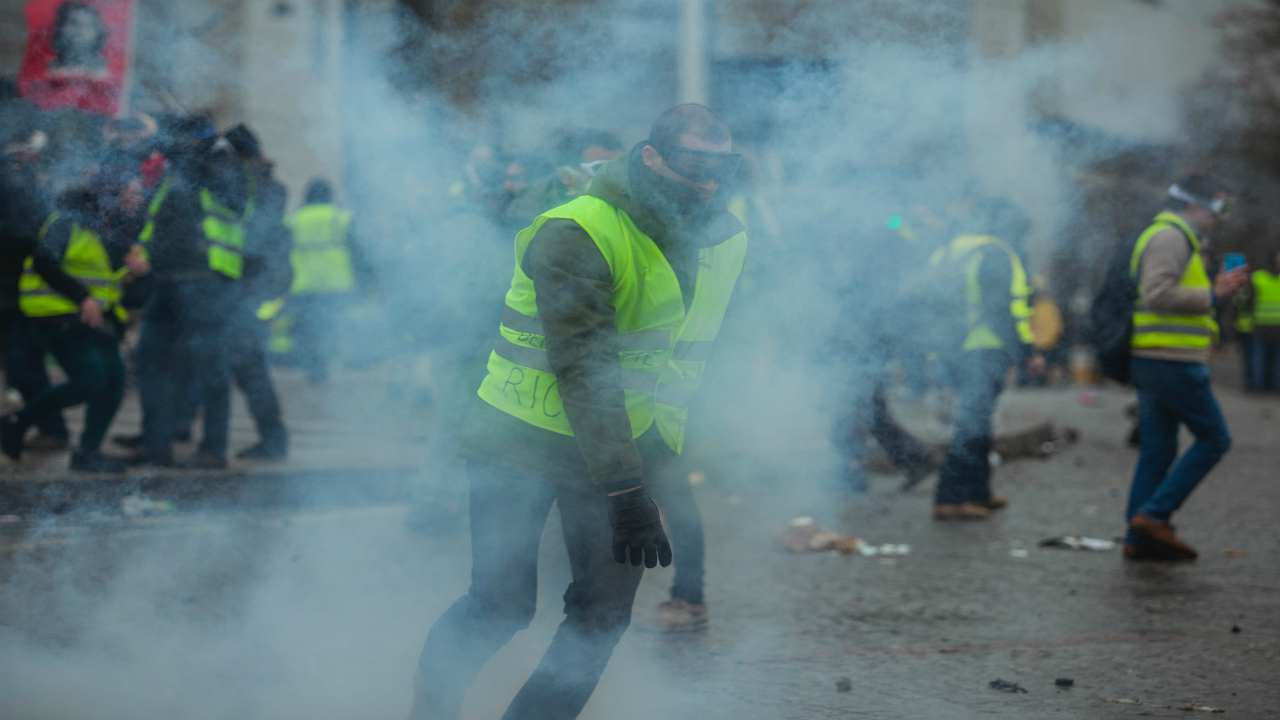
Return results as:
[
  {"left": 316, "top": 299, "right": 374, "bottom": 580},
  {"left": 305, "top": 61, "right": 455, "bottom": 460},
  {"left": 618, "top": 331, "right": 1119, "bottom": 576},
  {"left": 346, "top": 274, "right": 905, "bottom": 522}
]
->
[
  {"left": 1249, "top": 335, "right": 1280, "bottom": 392},
  {"left": 642, "top": 432, "right": 705, "bottom": 605},
  {"left": 5, "top": 314, "right": 70, "bottom": 439},
  {"left": 1126, "top": 358, "right": 1231, "bottom": 542},
  {"left": 935, "top": 350, "right": 1010, "bottom": 505},
  {"left": 137, "top": 278, "right": 236, "bottom": 459},
  {"left": 291, "top": 294, "right": 349, "bottom": 383},
  {"left": 15, "top": 321, "right": 124, "bottom": 453},
  {"left": 412, "top": 459, "right": 643, "bottom": 720},
  {"left": 1239, "top": 333, "right": 1256, "bottom": 392}
]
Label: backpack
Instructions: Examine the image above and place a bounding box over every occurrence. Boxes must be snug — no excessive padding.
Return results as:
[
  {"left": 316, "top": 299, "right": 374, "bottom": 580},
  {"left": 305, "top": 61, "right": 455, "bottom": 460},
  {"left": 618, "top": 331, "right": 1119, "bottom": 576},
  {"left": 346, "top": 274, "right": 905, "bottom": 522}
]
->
[{"left": 1089, "top": 240, "right": 1138, "bottom": 384}]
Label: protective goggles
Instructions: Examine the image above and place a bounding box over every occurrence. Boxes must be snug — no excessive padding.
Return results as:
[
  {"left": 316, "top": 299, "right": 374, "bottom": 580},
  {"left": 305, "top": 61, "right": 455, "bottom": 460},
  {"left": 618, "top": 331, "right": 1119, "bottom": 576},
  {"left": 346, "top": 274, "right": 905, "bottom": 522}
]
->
[
  {"left": 656, "top": 145, "right": 742, "bottom": 184},
  {"left": 1168, "top": 184, "right": 1232, "bottom": 218}
]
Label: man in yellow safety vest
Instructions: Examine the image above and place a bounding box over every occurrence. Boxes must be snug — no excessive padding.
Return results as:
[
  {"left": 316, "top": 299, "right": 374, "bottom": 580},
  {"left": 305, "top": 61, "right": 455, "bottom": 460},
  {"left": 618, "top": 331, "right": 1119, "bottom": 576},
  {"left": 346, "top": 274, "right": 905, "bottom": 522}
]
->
[
  {"left": 1244, "top": 248, "right": 1280, "bottom": 391},
  {"left": 410, "top": 105, "right": 747, "bottom": 720},
  {"left": 1124, "top": 175, "right": 1248, "bottom": 561}
]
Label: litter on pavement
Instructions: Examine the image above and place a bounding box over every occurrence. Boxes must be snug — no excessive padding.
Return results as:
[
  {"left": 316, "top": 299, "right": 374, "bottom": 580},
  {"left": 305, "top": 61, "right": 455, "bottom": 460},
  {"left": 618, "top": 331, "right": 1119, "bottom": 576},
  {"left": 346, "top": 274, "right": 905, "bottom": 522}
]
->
[
  {"left": 1038, "top": 536, "right": 1117, "bottom": 551},
  {"left": 988, "top": 678, "right": 1028, "bottom": 694},
  {"left": 121, "top": 493, "right": 175, "bottom": 518},
  {"left": 781, "top": 517, "right": 909, "bottom": 557}
]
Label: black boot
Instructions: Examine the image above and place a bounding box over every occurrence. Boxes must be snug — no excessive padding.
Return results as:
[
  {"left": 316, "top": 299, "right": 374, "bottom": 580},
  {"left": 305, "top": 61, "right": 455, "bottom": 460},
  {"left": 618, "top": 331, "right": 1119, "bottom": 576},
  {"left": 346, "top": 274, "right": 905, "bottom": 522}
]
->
[
  {"left": 112, "top": 433, "right": 144, "bottom": 450},
  {"left": 70, "top": 450, "right": 127, "bottom": 474}
]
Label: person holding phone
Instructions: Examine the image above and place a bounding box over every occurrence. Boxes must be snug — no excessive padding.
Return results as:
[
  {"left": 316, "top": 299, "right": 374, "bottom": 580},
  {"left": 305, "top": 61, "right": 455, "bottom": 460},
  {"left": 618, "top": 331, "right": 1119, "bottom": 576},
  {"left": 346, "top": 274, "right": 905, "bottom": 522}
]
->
[{"left": 1123, "top": 175, "right": 1247, "bottom": 561}]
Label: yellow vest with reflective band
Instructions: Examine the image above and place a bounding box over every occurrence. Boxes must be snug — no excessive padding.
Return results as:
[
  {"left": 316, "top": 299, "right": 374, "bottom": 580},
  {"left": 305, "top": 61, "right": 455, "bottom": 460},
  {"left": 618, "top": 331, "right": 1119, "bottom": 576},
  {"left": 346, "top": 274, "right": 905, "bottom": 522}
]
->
[
  {"left": 137, "top": 179, "right": 246, "bottom": 279},
  {"left": 287, "top": 203, "right": 355, "bottom": 294},
  {"left": 1252, "top": 270, "right": 1280, "bottom": 327},
  {"left": 1234, "top": 293, "right": 1254, "bottom": 333},
  {"left": 476, "top": 195, "right": 747, "bottom": 454},
  {"left": 19, "top": 213, "right": 129, "bottom": 323},
  {"left": 1129, "top": 211, "right": 1217, "bottom": 351},
  {"left": 947, "top": 235, "right": 1033, "bottom": 351}
]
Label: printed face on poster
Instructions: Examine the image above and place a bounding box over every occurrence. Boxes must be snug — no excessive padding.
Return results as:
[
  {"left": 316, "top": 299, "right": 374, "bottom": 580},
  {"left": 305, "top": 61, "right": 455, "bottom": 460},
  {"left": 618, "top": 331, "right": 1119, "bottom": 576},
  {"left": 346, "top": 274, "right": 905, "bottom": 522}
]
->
[{"left": 17, "top": 0, "right": 134, "bottom": 116}]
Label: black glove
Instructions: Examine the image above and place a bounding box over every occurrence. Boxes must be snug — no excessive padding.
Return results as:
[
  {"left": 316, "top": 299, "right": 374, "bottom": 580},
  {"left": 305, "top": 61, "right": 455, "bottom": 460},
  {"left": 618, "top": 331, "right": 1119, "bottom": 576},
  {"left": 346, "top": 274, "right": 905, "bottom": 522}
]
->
[{"left": 606, "top": 486, "right": 673, "bottom": 568}]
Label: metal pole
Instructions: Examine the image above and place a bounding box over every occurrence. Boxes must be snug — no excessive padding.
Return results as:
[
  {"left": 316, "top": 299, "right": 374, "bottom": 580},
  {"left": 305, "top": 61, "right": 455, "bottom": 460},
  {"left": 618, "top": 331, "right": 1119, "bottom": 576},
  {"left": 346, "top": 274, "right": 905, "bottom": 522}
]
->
[{"left": 677, "top": 0, "right": 709, "bottom": 105}]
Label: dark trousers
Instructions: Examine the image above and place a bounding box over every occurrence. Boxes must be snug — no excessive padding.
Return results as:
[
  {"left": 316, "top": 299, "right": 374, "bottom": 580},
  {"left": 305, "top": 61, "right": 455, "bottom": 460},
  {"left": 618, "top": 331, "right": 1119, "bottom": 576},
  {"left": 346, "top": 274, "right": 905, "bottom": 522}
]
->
[
  {"left": 5, "top": 314, "right": 70, "bottom": 439},
  {"left": 291, "top": 294, "right": 348, "bottom": 383},
  {"left": 1126, "top": 358, "right": 1231, "bottom": 543},
  {"left": 174, "top": 308, "right": 287, "bottom": 450},
  {"left": 935, "top": 350, "right": 1010, "bottom": 505},
  {"left": 1249, "top": 334, "right": 1280, "bottom": 391},
  {"left": 1239, "top": 333, "right": 1257, "bottom": 392},
  {"left": 412, "top": 459, "right": 643, "bottom": 720},
  {"left": 137, "top": 279, "right": 235, "bottom": 460},
  {"left": 15, "top": 321, "right": 124, "bottom": 453}
]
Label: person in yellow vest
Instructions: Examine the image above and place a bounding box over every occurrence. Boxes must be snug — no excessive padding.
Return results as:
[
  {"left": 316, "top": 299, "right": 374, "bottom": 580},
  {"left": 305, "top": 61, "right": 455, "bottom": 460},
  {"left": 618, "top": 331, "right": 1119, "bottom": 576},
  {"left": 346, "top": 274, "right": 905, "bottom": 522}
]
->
[
  {"left": 932, "top": 198, "right": 1043, "bottom": 521},
  {"left": 286, "top": 178, "right": 368, "bottom": 385},
  {"left": 1243, "top": 248, "right": 1280, "bottom": 391},
  {"left": 0, "top": 185, "right": 150, "bottom": 472},
  {"left": 127, "top": 120, "right": 250, "bottom": 469},
  {"left": 1124, "top": 176, "right": 1247, "bottom": 561},
  {"left": 410, "top": 105, "right": 747, "bottom": 720}
]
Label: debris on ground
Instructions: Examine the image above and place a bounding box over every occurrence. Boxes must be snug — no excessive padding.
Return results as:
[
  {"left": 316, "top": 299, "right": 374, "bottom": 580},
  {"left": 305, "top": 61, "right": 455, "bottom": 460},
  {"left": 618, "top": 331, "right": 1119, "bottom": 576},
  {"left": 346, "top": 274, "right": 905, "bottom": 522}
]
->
[
  {"left": 1222, "top": 548, "right": 1247, "bottom": 558},
  {"left": 1106, "top": 697, "right": 1142, "bottom": 705},
  {"left": 1178, "top": 705, "right": 1225, "bottom": 714},
  {"left": 835, "top": 677, "right": 853, "bottom": 693},
  {"left": 1054, "top": 678, "right": 1074, "bottom": 688},
  {"left": 121, "top": 493, "right": 175, "bottom": 518},
  {"left": 870, "top": 422, "right": 1081, "bottom": 475},
  {"left": 1231, "top": 625, "right": 1242, "bottom": 634},
  {"left": 781, "top": 517, "right": 908, "bottom": 557},
  {"left": 1038, "top": 536, "right": 1117, "bottom": 551},
  {"left": 687, "top": 471, "right": 706, "bottom": 487},
  {"left": 988, "top": 679, "right": 1028, "bottom": 694},
  {"left": 1009, "top": 548, "right": 1030, "bottom": 559}
]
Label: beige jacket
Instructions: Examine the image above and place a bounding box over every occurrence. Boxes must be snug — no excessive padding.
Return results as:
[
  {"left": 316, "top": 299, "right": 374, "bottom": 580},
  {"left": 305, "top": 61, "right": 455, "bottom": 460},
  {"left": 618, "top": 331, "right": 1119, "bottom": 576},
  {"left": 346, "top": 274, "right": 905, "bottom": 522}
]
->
[{"left": 1133, "top": 225, "right": 1213, "bottom": 364}]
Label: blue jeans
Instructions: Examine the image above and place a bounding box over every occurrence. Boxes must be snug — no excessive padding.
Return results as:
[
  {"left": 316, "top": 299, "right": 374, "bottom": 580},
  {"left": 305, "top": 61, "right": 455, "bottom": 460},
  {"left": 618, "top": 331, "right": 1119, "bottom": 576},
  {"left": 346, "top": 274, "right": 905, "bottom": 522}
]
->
[
  {"left": 936, "top": 350, "right": 1010, "bottom": 505},
  {"left": 1126, "top": 358, "right": 1232, "bottom": 542},
  {"left": 1249, "top": 335, "right": 1280, "bottom": 391}
]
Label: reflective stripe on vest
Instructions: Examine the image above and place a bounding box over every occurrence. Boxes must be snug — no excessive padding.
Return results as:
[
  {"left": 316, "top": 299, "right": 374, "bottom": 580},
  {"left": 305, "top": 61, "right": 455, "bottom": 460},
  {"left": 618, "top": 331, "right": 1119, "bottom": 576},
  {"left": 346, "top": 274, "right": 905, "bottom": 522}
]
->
[
  {"left": 1129, "top": 211, "right": 1217, "bottom": 351},
  {"left": 477, "top": 194, "right": 747, "bottom": 453},
  {"left": 949, "top": 235, "right": 1033, "bottom": 351},
  {"left": 19, "top": 213, "right": 128, "bottom": 322},
  {"left": 138, "top": 179, "right": 245, "bottom": 279},
  {"left": 1251, "top": 270, "right": 1280, "bottom": 327},
  {"left": 288, "top": 203, "right": 356, "bottom": 294},
  {"left": 1234, "top": 293, "right": 1254, "bottom": 333}
]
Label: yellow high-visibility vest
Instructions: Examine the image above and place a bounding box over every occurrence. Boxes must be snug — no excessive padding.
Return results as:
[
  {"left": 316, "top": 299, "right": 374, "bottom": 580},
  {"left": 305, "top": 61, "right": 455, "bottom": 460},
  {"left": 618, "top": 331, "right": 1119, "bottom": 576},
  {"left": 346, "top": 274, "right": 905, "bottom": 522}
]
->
[
  {"left": 287, "top": 203, "right": 355, "bottom": 294},
  {"left": 1129, "top": 212, "right": 1217, "bottom": 351},
  {"left": 19, "top": 213, "right": 128, "bottom": 323},
  {"left": 476, "top": 194, "right": 747, "bottom": 454},
  {"left": 1251, "top": 270, "right": 1280, "bottom": 327},
  {"left": 938, "top": 235, "right": 1033, "bottom": 351},
  {"left": 138, "top": 179, "right": 246, "bottom": 279}
]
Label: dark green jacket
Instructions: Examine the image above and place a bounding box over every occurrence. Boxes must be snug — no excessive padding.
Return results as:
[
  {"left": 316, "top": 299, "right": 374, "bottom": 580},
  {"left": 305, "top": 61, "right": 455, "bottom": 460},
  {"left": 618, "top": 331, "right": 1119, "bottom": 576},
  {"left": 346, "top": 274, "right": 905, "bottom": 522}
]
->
[{"left": 459, "top": 146, "right": 744, "bottom": 489}]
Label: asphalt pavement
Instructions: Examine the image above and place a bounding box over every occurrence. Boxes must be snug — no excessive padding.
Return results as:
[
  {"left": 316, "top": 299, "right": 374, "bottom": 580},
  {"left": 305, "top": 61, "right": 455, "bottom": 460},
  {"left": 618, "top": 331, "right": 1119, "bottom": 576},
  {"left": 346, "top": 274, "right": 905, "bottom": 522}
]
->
[{"left": 1, "top": 363, "right": 1277, "bottom": 719}]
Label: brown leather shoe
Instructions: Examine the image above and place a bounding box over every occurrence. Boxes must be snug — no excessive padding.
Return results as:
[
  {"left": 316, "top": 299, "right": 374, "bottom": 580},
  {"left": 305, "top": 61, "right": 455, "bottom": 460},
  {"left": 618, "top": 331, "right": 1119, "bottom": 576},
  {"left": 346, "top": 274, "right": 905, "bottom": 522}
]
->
[
  {"left": 933, "top": 502, "right": 990, "bottom": 521},
  {"left": 1130, "top": 514, "right": 1198, "bottom": 560},
  {"left": 977, "top": 496, "right": 1008, "bottom": 511}
]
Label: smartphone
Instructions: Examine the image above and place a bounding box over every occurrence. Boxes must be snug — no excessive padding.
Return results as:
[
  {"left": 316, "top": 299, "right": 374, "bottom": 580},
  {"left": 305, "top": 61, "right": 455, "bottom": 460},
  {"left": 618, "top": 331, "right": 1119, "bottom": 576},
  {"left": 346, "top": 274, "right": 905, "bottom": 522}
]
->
[{"left": 1223, "top": 252, "right": 1247, "bottom": 273}]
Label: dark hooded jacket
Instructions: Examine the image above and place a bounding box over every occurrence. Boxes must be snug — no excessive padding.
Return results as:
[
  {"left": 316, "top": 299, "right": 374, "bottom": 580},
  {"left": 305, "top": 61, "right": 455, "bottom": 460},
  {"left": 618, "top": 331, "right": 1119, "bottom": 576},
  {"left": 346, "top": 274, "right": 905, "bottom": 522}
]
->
[{"left": 459, "top": 146, "right": 745, "bottom": 490}]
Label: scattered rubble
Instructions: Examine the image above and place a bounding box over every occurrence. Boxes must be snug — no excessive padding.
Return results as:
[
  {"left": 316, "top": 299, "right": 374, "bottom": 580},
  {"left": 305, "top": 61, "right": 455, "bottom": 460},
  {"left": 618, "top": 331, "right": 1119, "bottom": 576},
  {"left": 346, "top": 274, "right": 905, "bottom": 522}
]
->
[
  {"left": 1038, "top": 536, "right": 1117, "bottom": 551},
  {"left": 121, "top": 493, "right": 175, "bottom": 518},
  {"left": 988, "top": 679, "right": 1028, "bottom": 694},
  {"left": 835, "top": 677, "right": 853, "bottom": 693},
  {"left": 781, "top": 517, "right": 909, "bottom": 557},
  {"left": 1054, "top": 678, "right": 1074, "bottom": 688}
]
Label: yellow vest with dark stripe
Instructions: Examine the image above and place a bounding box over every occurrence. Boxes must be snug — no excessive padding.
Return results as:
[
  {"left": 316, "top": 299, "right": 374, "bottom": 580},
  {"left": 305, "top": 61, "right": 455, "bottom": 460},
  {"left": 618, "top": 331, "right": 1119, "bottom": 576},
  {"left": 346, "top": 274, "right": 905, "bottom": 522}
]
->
[
  {"left": 19, "top": 213, "right": 128, "bottom": 323},
  {"left": 288, "top": 203, "right": 355, "bottom": 294},
  {"left": 138, "top": 179, "right": 247, "bottom": 279},
  {"left": 1129, "top": 212, "right": 1217, "bottom": 351},
  {"left": 938, "top": 235, "right": 1033, "bottom": 351},
  {"left": 476, "top": 195, "right": 747, "bottom": 454},
  {"left": 1252, "top": 270, "right": 1280, "bottom": 327}
]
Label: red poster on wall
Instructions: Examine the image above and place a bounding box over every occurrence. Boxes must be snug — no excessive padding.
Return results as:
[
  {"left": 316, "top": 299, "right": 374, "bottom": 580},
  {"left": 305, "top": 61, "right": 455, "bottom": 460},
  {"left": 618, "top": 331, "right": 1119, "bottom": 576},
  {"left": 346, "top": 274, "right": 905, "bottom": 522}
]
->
[{"left": 17, "top": 0, "right": 134, "bottom": 116}]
